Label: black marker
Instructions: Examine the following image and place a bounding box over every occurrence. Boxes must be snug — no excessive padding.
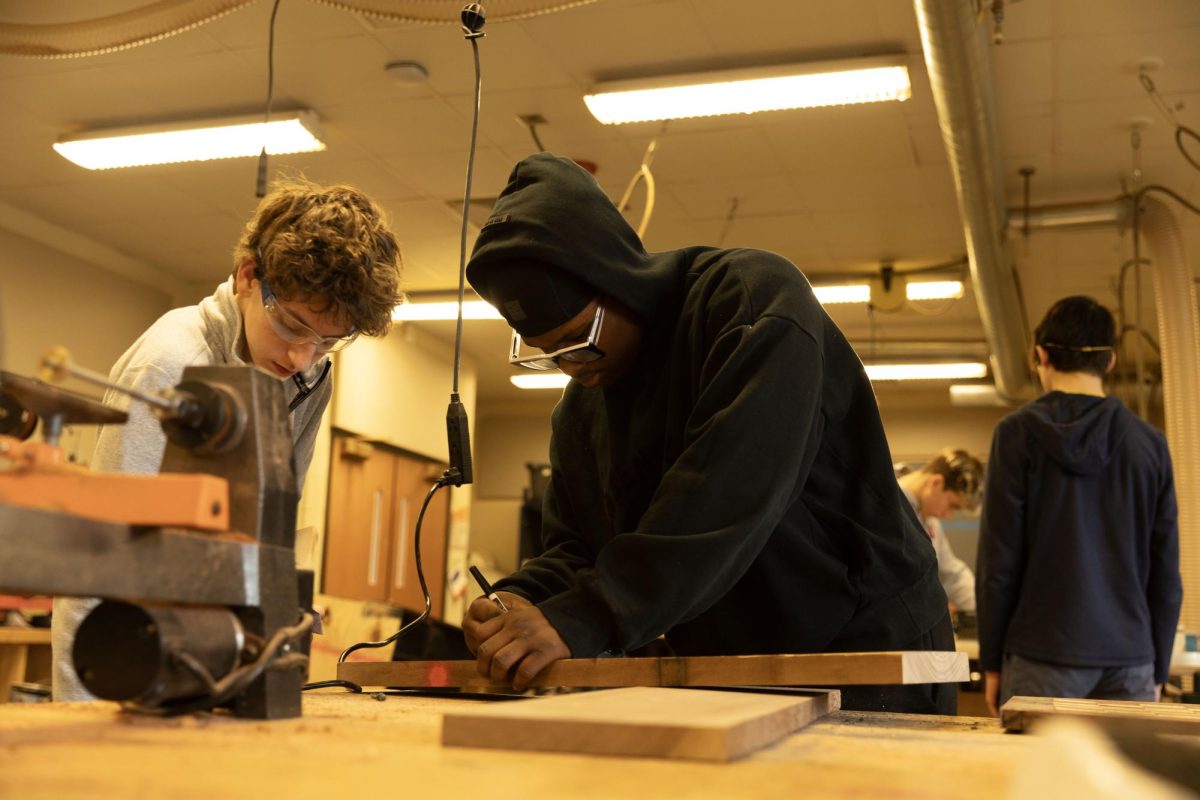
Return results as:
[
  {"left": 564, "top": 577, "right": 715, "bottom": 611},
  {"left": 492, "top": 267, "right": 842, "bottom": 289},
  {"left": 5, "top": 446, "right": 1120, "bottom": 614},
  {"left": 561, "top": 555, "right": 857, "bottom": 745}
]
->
[{"left": 469, "top": 565, "right": 508, "bottom": 613}]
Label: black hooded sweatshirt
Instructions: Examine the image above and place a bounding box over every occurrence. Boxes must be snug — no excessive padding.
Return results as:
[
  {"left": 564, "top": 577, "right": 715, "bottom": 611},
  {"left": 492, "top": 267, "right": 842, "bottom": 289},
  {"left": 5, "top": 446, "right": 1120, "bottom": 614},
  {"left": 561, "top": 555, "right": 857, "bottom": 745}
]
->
[
  {"left": 977, "top": 392, "right": 1182, "bottom": 684},
  {"left": 468, "top": 153, "right": 947, "bottom": 660}
]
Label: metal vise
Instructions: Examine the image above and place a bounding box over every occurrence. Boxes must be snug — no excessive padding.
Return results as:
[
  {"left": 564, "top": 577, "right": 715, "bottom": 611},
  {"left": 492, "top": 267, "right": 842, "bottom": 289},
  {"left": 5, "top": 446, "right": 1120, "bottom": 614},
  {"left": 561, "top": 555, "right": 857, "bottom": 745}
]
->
[{"left": 0, "top": 365, "right": 311, "bottom": 719}]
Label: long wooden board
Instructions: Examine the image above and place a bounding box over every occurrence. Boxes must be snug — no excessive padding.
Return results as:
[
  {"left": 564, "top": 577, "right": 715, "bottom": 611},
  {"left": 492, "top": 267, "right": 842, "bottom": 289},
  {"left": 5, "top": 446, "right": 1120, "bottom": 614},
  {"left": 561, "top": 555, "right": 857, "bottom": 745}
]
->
[
  {"left": 442, "top": 687, "right": 840, "bottom": 761},
  {"left": 339, "top": 650, "right": 967, "bottom": 691},
  {"left": 1001, "top": 695, "right": 1200, "bottom": 735}
]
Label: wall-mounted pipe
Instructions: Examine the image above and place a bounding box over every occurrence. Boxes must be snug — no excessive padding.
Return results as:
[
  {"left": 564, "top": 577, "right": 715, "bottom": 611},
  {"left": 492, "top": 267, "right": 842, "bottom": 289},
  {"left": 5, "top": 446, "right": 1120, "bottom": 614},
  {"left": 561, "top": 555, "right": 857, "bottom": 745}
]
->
[
  {"left": 912, "top": 0, "right": 1037, "bottom": 405},
  {"left": 1140, "top": 196, "right": 1200, "bottom": 633},
  {"left": 1007, "top": 200, "right": 1132, "bottom": 234}
]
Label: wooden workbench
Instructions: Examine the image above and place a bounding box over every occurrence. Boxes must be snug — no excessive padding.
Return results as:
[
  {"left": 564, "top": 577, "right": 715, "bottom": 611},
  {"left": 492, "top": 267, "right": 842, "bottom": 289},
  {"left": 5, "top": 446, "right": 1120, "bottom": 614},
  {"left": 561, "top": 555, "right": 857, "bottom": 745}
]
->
[{"left": 0, "top": 693, "right": 1031, "bottom": 799}]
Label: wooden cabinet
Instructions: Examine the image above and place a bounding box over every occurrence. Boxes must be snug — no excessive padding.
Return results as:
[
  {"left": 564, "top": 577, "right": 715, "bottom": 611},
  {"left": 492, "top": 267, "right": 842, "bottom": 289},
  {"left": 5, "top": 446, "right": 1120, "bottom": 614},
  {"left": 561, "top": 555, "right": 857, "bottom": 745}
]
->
[{"left": 323, "top": 432, "right": 449, "bottom": 618}]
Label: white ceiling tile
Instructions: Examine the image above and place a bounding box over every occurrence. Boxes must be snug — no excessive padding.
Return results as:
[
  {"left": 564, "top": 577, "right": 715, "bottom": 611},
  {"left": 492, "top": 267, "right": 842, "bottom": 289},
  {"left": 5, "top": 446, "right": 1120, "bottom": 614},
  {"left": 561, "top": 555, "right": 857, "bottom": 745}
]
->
[
  {"left": 518, "top": 1, "right": 713, "bottom": 82},
  {"left": 325, "top": 95, "right": 470, "bottom": 158},
  {"left": 993, "top": 40, "right": 1054, "bottom": 108},
  {"left": 691, "top": 0, "right": 883, "bottom": 56},
  {"left": 1057, "top": 28, "right": 1200, "bottom": 102},
  {"left": 790, "top": 166, "right": 930, "bottom": 212},
  {"left": 906, "top": 125, "right": 948, "bottom": 167},
  {"left": 648, "top": 127, "right": 779, "bottom": 181},
  {"left": 991, "top": 0, "right": 1054, "bottom": 44},
  {"left": 762, "top": 107, "right": 916, "bottom": 172},
  {"left": 389, "top": 198, "right": 467, "bottom": 241},
  {"left": 382, "top": 144, "right": 514, "bottom": 200},
  {"left": 666, "top": 174, "right": 803, "bottom": 220},
  {"left": 1056, "top": 0, "right": 1200, "bottom": 38}
]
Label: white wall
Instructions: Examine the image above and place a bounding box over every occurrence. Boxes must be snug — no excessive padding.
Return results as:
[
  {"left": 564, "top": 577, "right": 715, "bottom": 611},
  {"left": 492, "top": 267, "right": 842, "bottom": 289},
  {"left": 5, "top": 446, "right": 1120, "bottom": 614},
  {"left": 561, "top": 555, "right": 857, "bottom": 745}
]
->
[
  {"left": 0, "top": 227, "right": 173, "bottom": 463},
  {"left": 880, "top": 405, "right": 1009, "bottom": 464},
  {"left": 467, "top": 412, "right": 554, "bottom": 573}
]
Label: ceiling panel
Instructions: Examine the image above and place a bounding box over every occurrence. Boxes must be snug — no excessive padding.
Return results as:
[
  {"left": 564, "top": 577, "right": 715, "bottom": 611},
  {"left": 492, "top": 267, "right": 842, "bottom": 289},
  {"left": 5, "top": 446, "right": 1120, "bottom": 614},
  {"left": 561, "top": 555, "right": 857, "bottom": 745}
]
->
[{"left": 0, "top": 0, "right": 1196, "bottom": 409}]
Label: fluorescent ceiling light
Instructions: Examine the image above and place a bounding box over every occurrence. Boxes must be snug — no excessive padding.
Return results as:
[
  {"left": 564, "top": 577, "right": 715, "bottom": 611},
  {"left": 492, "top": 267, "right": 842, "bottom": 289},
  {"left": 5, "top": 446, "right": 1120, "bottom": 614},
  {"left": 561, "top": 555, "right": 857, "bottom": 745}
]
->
[
  {"left": 584, "top": 58, "right": 910, "bottom": 125},
  {"left": 53, "top": 110, "right": 325, "bottom": 170},
  {"left": 949, "top": 383, "right": 1006, "bottom": 406},
  {"left": 511, "top": 373, "right": 571, "bottom": 390},
  {"left": 393, "top": 301, "right": 502, "bottom": 322},
  {"left": 865, "top": 362, "right": 988, "bottom": 382},
  {"left": 906, "top": 281, "right": 964, "bottom": 301},
  {"left": 813, "top": 284, "right": 872, "bottom": 304},
  {"left": 812, "top": 280, "right": 964, "bottom": 305}
]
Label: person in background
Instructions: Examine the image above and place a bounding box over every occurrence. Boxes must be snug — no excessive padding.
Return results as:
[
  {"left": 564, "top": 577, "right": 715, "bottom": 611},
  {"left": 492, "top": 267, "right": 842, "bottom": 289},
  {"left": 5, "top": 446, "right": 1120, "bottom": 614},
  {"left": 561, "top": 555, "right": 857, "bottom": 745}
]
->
[
  {"left": 52, "top": 178, "right": 404, "bottom": 701},
  {"left": 977, "top": 295, "right": 1182, "bottom": 716},
  {"left": 460, "top": 152, "right": 954, "bottom": 714},
  {"left": 896, "top": 449, "right": 984, "bottom": 618}
]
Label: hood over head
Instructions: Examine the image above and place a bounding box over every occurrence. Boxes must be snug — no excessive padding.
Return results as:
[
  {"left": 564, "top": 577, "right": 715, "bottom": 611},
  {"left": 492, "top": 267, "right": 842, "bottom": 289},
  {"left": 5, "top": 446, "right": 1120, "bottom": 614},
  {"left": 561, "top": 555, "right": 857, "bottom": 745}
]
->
[
  {"left": 467, "top": 153, "right": 685, "bottom": 332},
  {"left": 1025, "top": 392, "right": 1133, "bottom": 475}
]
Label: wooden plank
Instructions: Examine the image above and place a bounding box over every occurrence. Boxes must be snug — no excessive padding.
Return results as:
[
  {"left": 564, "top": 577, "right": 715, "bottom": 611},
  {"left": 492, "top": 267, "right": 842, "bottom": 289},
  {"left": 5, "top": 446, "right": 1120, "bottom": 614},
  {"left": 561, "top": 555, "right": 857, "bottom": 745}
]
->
[
  {"left": 0, "top": 628, "right": 51, "bottom": 645},
  {"left": 1001, "top": 695, "right": 1200, "bottom": 736},
  {"left": 0, "top": 471, "right": 229, "bottom": 531},
  {"left": 339, "top": 650, "right": 968, "bottom": 691},
  {"left": 442, "top": 687, "right": 840, "bottom": 761}
]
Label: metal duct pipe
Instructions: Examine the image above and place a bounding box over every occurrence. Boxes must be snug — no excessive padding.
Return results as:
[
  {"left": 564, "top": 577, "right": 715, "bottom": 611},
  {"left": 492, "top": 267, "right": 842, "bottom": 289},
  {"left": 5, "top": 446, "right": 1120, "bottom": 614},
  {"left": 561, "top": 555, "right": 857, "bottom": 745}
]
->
[
  {"left": 1140, "top": 196, "right": 1200, "bottom": 633},
  {"left": 1007, "top": 200, "right": 1132, "bottom": 234},
  {"left": 912, "top": 0, "right": 1037, "bottom": 405}
]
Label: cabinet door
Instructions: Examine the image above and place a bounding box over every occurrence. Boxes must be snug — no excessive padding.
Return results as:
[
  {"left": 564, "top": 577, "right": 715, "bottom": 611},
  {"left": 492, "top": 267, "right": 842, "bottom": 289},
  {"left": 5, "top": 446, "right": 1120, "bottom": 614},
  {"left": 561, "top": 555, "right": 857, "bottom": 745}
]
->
[
  {"left": 387, "top": 455, "right": 449, "bottom": 618},
  {"left": 323, "top": 435, "right": 395, "bottom": 602}
]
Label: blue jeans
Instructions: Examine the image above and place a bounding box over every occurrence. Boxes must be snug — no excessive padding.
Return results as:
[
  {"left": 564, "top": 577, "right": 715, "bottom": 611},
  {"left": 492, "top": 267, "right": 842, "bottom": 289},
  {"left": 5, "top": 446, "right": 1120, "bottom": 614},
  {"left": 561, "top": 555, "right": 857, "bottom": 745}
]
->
[{"left": 999, "top": 652, "right": 1156, "bottom": 708}]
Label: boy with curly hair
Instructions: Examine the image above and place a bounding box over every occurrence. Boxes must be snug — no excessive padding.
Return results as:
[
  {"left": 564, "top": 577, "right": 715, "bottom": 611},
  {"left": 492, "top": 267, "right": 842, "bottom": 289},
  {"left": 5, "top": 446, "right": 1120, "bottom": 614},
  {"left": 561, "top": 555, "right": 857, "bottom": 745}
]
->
[{"left": 52, "top": 179, "right": 403, "bottom": 701}]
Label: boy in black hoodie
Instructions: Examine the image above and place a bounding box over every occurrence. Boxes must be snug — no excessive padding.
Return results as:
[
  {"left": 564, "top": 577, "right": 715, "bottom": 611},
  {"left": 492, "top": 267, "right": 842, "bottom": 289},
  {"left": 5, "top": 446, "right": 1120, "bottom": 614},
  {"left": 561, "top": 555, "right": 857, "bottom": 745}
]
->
[
  {"left": 463, "top": 153, "right": 955, "bottom": 713},
  {"left": 977, "top": 296, "right": 1182, "bottom": 716}
]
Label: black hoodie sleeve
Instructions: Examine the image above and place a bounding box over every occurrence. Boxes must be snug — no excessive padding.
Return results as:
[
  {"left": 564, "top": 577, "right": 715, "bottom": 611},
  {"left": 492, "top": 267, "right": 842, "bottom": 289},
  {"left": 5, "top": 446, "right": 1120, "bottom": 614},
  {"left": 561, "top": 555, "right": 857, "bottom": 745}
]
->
[
  {"left": 1148, "top": 441, "right": 1183, "bottom": 685},
  {"left": 977, "top": 416, "right": 1029, "bottom": 674},
  {"left": 526, "top": 313, "right": 826, "bottom": 657}
]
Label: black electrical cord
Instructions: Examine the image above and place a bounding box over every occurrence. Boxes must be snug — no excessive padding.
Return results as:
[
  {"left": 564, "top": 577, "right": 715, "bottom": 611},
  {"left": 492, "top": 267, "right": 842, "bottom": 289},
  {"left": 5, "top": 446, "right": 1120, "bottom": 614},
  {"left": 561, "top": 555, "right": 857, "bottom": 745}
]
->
[
  {"left": 302, "top": 4, "right": 488, "bottom": 689},
  {"left": 308, "top": 477, "right": 449, "bottom": 672},
  {"left": 1139, "top": 72, "right": 1200, "bottom": 173},
  {"left": 125, "top": 613, "right": 314, "bottom": 717},
  {"left": 255, "top": 0, "right": 284, "bottom": 198}
]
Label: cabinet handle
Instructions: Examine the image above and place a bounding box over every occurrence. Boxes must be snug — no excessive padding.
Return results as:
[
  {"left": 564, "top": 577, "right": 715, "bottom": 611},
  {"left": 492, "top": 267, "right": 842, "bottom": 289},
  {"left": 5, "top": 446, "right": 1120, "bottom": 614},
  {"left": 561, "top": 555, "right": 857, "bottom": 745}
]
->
[
  {"left": 393, "top": 497, "right": 409, "bottom": 589},
  {"left": 367, "top": 489, "right": 383, "bottom": 587}
]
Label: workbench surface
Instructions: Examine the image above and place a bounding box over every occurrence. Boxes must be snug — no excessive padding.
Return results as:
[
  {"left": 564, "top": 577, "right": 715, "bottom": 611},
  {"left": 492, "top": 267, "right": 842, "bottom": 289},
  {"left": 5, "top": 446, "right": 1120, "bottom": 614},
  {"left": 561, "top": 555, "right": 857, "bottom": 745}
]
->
[{"left": 0, "top": 693, "right": 1031, "bottom": 799}]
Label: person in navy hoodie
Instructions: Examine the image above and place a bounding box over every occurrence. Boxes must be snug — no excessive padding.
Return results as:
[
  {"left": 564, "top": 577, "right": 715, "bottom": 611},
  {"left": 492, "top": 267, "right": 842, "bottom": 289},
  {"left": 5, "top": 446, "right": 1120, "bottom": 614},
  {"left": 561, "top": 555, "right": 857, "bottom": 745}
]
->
[{"left": 977, "top": 295, "right": 1182, "bottom": 716}]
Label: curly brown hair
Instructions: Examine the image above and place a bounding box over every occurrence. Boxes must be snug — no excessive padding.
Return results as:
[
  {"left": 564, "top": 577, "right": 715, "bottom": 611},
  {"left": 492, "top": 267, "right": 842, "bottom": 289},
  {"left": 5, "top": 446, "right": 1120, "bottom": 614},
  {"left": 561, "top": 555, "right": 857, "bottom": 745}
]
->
[{"left": 234, "top": 178, "right": 403, "bottom": 337}]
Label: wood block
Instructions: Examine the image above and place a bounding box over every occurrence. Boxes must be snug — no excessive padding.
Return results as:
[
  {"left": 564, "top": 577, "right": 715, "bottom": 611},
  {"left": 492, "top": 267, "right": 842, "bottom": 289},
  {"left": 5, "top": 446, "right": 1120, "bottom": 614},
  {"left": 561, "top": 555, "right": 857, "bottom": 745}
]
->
[
  {"left": 442, "top": 687, "right": 840, "bottom": 761},
  {"left": 340, "top": 650, "right": 968, "bottom": 691},
  {"left": 1001, "top": 695, "right": 1200, "bottom": 736}
]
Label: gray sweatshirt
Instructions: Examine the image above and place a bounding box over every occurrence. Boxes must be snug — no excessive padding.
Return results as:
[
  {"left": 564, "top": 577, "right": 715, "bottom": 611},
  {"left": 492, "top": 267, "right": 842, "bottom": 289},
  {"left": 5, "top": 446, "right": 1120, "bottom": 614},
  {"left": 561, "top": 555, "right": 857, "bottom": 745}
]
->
[{"left": 52, "top": 277, "right": 332, "bottom": 701}]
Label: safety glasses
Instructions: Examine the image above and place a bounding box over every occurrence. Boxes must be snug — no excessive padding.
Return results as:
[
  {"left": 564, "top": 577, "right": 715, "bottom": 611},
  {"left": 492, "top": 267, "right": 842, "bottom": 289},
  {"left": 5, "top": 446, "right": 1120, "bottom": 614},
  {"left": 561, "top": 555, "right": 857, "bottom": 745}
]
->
[
  {"left": 258, "top": 272, "right": 358, "bottom": 354},
  {"left": 509, "top": 305, "right": 605, "bottom": 371}
]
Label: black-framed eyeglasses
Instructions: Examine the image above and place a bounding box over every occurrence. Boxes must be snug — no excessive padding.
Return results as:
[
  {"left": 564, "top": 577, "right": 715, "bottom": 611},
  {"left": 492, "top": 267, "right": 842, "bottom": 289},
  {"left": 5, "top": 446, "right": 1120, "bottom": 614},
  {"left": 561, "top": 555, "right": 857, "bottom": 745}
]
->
[
  {"left": 257, "top": 269, "right": 358, "bottom": 354},
  {"left": 509, "top": 305, "right": 606, "bottom": 371}
]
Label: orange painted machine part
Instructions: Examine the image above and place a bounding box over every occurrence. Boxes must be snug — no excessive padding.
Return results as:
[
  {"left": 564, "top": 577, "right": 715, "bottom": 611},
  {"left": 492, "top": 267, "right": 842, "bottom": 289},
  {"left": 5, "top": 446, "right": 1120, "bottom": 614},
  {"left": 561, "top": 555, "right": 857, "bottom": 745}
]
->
[{"left": 0, "top": 435, "right": 229, "bottom": 532}]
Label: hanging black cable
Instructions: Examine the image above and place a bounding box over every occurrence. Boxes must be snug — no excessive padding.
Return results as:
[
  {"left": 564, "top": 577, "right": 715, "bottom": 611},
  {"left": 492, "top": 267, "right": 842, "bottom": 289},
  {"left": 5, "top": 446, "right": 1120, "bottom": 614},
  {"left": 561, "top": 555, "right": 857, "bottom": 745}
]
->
[{"left": 256, "top": 0, "right": 284, "bottom": 197}]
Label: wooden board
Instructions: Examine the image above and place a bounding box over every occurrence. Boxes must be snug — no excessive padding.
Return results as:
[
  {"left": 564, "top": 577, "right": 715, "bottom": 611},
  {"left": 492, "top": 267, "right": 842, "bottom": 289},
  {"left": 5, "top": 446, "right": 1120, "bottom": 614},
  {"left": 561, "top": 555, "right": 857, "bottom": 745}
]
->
[
  {"left": 442, "top": 687, "right": 840, "bottom": 761},
  {"left": 340, "top": 650, "right": 968, "bottom": 691},
  {"left": 0, "top": 695, "right": 1031, "bottom": 800},
  {"left": 1001, "top": 695, "right": 1200, "bottom": 735}
]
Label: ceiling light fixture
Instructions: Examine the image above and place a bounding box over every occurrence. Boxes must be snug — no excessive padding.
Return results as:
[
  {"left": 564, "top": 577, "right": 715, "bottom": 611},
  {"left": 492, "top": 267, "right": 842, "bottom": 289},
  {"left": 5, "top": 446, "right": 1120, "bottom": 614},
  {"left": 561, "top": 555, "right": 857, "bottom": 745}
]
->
[
  {"left": 511, "top": 373, "right": 571, "bottom": 390},
  {"left": 905, "top": 280, "right": 965, "bottom": 301},
  {"left": 864, "top": 362, "right": 988, "bottom": 382},
  {"left": 584, "top": 57, "right": 911, "bottom": 125},
  {"left": 393, "top": 300, "right": 502, "bottom": 322},
  {"left": 813, "top": 284, "right": 872, "bottom": 305},
  {"left": 53, "top": 110, "right": 325, "bottom": 170},
  {"left": 812, "top": 280, "right": 964, "bottom": 305},
  {"left": 949, "top": 383, "right": 1007, "bottom": 406}
]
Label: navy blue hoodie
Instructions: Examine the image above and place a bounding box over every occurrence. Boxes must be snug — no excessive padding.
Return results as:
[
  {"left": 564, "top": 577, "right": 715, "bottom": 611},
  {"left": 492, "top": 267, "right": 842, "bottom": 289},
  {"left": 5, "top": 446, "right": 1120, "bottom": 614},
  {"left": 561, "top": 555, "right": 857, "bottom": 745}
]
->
[
  {"left": 468, "top": 153, "right": 948, "bottom": 660},
  {"left": 978, "top": 392, "right": 1182, "bottom": 684}
]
